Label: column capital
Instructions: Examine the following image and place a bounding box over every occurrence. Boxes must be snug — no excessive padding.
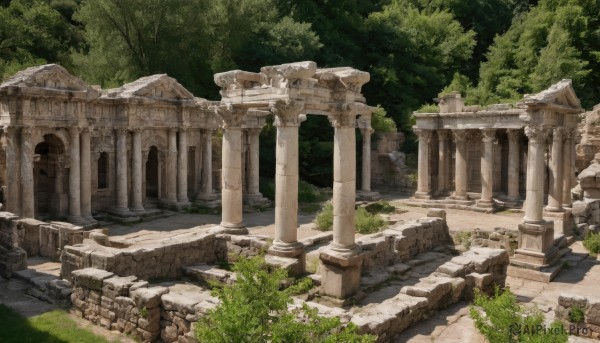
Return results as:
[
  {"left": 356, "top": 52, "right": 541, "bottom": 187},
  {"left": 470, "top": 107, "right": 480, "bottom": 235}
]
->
[
  {"left": 69, "top": 126, "right": 82, "bottom": 135},
  {"left": 360, "top": 127, "right": 374, "bottom": 137},
  {"left": 80, "top": 126, "right": 92, "bottom": 133},
  {"left": 481, "top": 128, "right": 496, "bottom": 143},
  {"left": 414, "top": 129, "right": 432, "bottom": 143},
  {"left": 552, "top": 127, "right": 564, "bottom": 141},
  {"left": 329, "top": 104, "right": 359, "bottom": 128},
  {"left": 21, "top": 126, "right": 33, "bottom": 135},
  {"left": 524, "top": 125, "right": 550, "bottom": 143},
  {"left": 452, "top": 129, "right": 468, "bottom": 142},
  {"left": 114, "top": 127, "right": 129, "bottom": 135},
  {"left": 507, "top": 129, "right": 521, "bottom": 142},
  {"left": 437, "top": 129, "right": 450, "bottom": 140},
  {"left": 245, "top": 127, "right": 262, "bottom": 136},
  {"left": 213, "top": 104, "right": 247, "bottom": 129},
  {"left": 178, "top": 125, "right": 189, "bottom": 132},
  {"left": 271, "top": 99, "right": 305, "bottom": 127},
  {"left": 130, "top": 127, "right": 143, "bottom": 134},
  {"left": 168, "top": 127, "right": 178, "bottom": 133},
  {"left": 563, "top": 127, "right": 576, "bottom": 139}
]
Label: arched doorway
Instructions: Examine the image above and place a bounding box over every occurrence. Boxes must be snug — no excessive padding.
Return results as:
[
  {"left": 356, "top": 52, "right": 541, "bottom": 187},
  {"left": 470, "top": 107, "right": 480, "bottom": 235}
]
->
[
  {"left": 34, "top": 134, "right": 67, "bottom": 219},
  {"left": 146, "top": 146, "right": 159, "bottom": 202}
]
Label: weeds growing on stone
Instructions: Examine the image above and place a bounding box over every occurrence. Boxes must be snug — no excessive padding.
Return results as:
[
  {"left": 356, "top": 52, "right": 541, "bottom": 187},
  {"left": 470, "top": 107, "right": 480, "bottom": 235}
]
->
[{"left": 583, "top": 232, "right": 600, "bottom": 255}]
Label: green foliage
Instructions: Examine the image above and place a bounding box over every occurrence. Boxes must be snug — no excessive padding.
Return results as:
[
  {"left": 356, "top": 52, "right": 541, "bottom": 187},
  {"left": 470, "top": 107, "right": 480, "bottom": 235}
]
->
[
  {"left": 315, "top": 201, "right": 334, "bottom": 231},
  {"left": 285, "top": 277, "right": 314, "bottom": 296},
  {"left": 470, "top": 287, "right": 568, "bottom": 343},
  {"left": 139, "top": 306, "right": 148, "bottom": 319},
  {"left": 195, "top": 255, "right": 376, "bottom": 343},
  {"left": 355, "top": 207, "right": 386, "bottom": 234},
  {"left": 568, "top": 305, "right": 585, "bottom": 323},
  {"left": 439, "top": 72, "right": 473, "bottom": 99},
  {"left": 414, "top": 104, "right": 440, "bottom": 113},
  {"left": 371, "top": 106, "right": 397, "bottom": 134},
  {"left": 453, "top": 231, "right": 472, "bottom": 249},
  {"left": 364, "top": 201, "right": 395, "bottom": 215},
  {"left": 298, "top": 180, "right": 327, "bottom": 203},
  {"left": 0, "top": 305, "right": 115, "bottom": 343},
  {"left": 583, "top": 232, "right": 600, "bottom": 254}
]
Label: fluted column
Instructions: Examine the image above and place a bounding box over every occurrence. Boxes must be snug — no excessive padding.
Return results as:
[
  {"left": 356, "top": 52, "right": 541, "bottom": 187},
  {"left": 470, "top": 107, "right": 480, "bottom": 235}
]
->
[
  {"left": 114, "top": 127, "right": 129, "bottom": 213},
  {"left": 437, "top": 130, "right": 450, "bottom": 194},
  {"left": 452, "top": 129, "right": 468, "bottom": 200},
  {"left": 267, "top": 100, "right": 305, "bottom": 263},
  {"left": 21, "top": 127, "right": 34, "bottom": 218},
  {"left": 546, "top": 127, "right": 564, "bottom": 212},
  {"left": 414, "top": 129, "right": 432, "bottom": 199},
  {"left": 507, "top": 129, "right": 520, "bottom": 200},
  {"left": 166, "top": 128, "right": 178, "bottom": 205},
  {"left": 562, "top": 129, "right": 574, "bottom": 208},
  {"left": 245, "top": 128, "right": 261, "bottom": 196},
  {"left": 330, "top": 111, "right": 358, "bottom": 252},
  {"left": 198, "top": 129, "right": 214, "bottom": 198},
  {"left": 4, "top": 127, "right": 21, "bottom": 215},
  {"left": 80, "top": 127, "right": 93, "bottom": 221},
  {"left": 361, "top": 127, "right": 373, "bottom": 192},
  {"left": 130, "top": 128, "right": 144, "bottom": 211},
  {"left": 215, "top": 105, "right": 247, "bottom": 234},
  {"left": 478, "top": 129, "right": 496, "bottom": 207},
  {"left": 177, "top": 127, "right": 190, "bottom": 205},
  {"left": 69, "top": 127, "right": 84, "bottom": 222},
  {"left": 524, "top": 126, "right": 549, "bottom": 223}
]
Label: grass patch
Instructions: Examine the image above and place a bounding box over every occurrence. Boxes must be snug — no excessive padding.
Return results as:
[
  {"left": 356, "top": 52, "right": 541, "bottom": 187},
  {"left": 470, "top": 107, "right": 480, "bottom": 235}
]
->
[
  {"left": 260, "top": 178, "right": 328, "bottom": 204},
  {"left": 453, "top": 231, "right": 472, "bottom": 250},
  {"left": 569, "top": 305, "right": 585, "bottom": 323},
  {"left": 285, "top": 277, "right": 314, "bottom": 296},
  {"left": 583, "top": 231, "right": 600, "bottom": 255},
  {"left": 364, "top": 201, "right": 395, "bottom": 214},
  {"left": 0, "top": 305, "right": 116, "bottom": 343},
  {"left": 414, "top": 103, "right": 440, "bottom": 113},
  {"left": 314, "top": 201, "right": 386, "bottom": 234}
]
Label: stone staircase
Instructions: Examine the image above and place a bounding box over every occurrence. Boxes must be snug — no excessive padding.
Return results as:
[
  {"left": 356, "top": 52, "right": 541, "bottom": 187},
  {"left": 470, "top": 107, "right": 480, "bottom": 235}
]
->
[{"left": 12, "top": 268, "right": 72, "bottom": 306}]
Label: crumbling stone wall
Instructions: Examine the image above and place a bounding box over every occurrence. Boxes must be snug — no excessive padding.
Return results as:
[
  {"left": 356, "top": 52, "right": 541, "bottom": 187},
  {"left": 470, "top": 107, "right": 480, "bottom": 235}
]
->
[
  {"left": 576, "top": 104, "right": 600, "bottom": 172},
  {"left": 371, "top": 131, "right": 416, "bottom": 192},
  {"left": 556, "top": 294, "right": 600, "bottom": 340},
  {"left": 471, "top": 228, "right": 519, "bottom": 253},
  {"left": 213, "top": 233, "right": 270, "bottom": 263},
  {"left": 0, "top": 212, "right": 26, "bottom": 277},
  {"left": 572, "top": 154, "right": 600, "bottom": 236}
]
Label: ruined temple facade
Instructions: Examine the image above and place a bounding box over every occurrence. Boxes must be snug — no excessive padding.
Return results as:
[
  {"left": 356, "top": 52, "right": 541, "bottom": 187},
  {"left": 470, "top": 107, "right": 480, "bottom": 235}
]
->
[{"left": 0, "top": 64, "right": 269, "bottom": 225}]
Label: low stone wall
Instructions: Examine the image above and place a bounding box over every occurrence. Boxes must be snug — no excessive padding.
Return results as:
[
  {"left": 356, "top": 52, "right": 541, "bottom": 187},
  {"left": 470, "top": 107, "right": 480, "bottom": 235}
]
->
[
  {"left": 471, "top": 228, "right": 519, "bottom": 253},
  {"left": 556, "top": 294, "right": 600, "bottom": 339},
  {"left": 61, "top": 231, "right": 218, "bottom": 282},
  {"left": 0, "top": 212, "right": 26, "bottom": 277},
  {"left": 572, "top": 200, "right": 600, "bottom": 236},
  {"left": 70, "top": 268, "right": 219, "bottom": 343},
  {"left": 351, "top": 247, "right": 509, "bottom": 341},
  {"left": 214, "top": 233, "right": 270, "bottom": 263}
]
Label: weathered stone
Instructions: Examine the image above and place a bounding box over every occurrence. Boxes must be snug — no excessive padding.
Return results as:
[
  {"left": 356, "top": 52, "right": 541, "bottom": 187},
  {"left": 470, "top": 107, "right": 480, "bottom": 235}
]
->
[
  {"left": 71, "top": 268, "right": 114, "bottom": 291},
  {"left": 131, "top": 286, "right": 169, "bottom": 308}
]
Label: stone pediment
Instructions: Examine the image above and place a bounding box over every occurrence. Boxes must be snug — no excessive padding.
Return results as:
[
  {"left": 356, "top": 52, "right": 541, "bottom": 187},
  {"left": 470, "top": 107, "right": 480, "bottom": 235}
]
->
[
  {"left": 522, "top": 79, "right": 581, "bottom": 109},
  {"left": 108, "top": 74, "right": 194, "bottom": 100},
  {"left": 0, "top": 64, "right": 97, "bottom": 94}
]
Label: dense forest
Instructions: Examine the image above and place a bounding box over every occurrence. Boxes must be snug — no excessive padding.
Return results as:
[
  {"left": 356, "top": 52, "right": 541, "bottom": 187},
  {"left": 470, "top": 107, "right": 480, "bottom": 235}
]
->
[{"left": 1, "top": 0, "right": 599, "bottom": 185}]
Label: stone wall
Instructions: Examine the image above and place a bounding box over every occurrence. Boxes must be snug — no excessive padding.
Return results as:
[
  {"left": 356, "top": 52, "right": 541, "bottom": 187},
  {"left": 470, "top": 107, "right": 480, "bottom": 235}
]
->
[
  {"left": 572, "top": 200, "right": 600, "bottom": 236},
  {"left": 371, "top": 131, "right": 416, "bottom": 192},
  {"left": 576, "top": 104, "right": 600, "bottom": 172},
  {"left": 556, "top": 294, "right": 600, "bottom": 340},
  {"left": 61, "top": 231, "right": 218, "bottom": 282},
  {"left": 471, "top": 228, "right": 519, "bottom": 253},
  {"left": 0, "top": 212, "right": 26, "bottom": 277}
]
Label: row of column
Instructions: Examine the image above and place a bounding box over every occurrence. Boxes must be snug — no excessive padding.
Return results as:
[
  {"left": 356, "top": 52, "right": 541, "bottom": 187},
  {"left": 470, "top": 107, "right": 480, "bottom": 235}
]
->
[{"left": 415, "top": 127, "right": 575, "bottom": 210}]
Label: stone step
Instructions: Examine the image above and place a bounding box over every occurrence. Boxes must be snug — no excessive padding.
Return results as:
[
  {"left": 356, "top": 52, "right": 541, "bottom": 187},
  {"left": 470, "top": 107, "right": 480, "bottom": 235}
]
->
[
  {"left": 182, "top": 264, "right": 235, "bottom": 285},
  {"left": 13, "top": 268, "right": 72, "bottom": 305}
]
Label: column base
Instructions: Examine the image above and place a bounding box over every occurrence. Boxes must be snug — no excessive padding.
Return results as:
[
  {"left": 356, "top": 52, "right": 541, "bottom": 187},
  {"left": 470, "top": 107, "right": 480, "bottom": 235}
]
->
[
  {"left": 512, "top": 220, "right": 558, "bottom": 269},
  {"left": 319, "top": 246, "right": 362, "bottom": 299},
  {"left": 209, "top": 222, "right": 248, "bottom": 235},
  {"left": 195, "top": 192, "right": 219, "bottom": 201},
  {"left": 243, "top": 193, "right": 271, "bottom": 206},
  {"left": 544, "top": 205, "right": 564, "bottom": 212},
  {"left": 112, "top": 207, "right": 130, "bottom": 214},
  {"left": 267, "top": 241, "right": 305, "bottom": 276},
  {"left": 413, "top": 191, "right": 431, "bottom": 200},
  {"left": 176, "top": 200, "right": 191, "bottom": 210},
  {"left": 67, "top": 215, "right": 87, "bottom": 226},
  {"left": 476, "top": 199, "right": 494, "bottom": 208},
  {"left": 129, "top": 205, "right": 145, "bottom": 213},
  {"left": 450, "top": 193, "right": 469, "bottom": 201}
]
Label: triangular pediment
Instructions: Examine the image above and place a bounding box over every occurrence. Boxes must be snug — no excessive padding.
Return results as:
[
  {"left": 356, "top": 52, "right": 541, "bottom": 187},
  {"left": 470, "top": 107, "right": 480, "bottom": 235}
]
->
[
  {"left": 0, "top": 64, "right": 97, "bottom": 93},
  {"left": 523, "top": 79, "right": 582, "bottom": 109},
  {"left": 114, "top": 74, "right": 194, "bottom": 100}
]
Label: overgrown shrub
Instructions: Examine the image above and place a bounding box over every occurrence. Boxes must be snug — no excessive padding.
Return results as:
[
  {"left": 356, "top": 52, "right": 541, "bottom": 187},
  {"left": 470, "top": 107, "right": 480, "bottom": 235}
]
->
[
  {"left": 470, "top": 287, "right": 567, "bottom": 343},
  {"left": 315, "top": 202, "right": 386, "bottom": 234},
  {"left": 568, "top": 305, "right": 585, "bottom": 323},
  {"left": 298, "top": 180, "right": 327, "bottom": 203},
  {"left": 195, "top": 256, "right": 376, "bottom": 343},
  {"left": 583, "top": 232, "right": 600, "bottom": 254},
  {"left": 414, "top": 103, "right": 440, "bottom": 113},
  {"left": 371, "top": 106, "right": 397, "bottom": 133},
  {"left": 364, "top": 201, "right": 395, "bottom": 214}
]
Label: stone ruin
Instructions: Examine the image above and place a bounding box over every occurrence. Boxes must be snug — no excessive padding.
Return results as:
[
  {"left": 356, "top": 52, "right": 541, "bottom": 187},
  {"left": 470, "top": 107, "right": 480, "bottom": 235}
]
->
[
  {"left": 0, "top": 61, "right": 515, "bottom": 342},
  {"left": 576, "top": 103, "right": 600, "bottom": 172}
]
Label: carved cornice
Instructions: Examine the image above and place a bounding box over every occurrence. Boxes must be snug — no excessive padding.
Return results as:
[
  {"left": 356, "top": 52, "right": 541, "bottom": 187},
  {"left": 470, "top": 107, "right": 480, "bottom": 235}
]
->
[
  {"left": 524, "top": 125, "right": 550, "bottom": 143},
  {"left": 270, "top": 99, "right": 305, "bottom": 127}
]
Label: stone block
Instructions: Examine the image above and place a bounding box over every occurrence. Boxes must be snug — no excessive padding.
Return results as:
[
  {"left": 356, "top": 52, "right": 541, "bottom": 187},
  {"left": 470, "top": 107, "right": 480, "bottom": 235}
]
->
[
  {"left": 131, "top": 286, "right": 169, "bottom": 308},
  {"left": 71, "top": 268, "right": 114, "bottom": 291},
  {"left": 427, "top": 208, "right": 446, "bottom": 220},
  {"left": 559, "top": 294, "right": 589, "bottom": 309}
]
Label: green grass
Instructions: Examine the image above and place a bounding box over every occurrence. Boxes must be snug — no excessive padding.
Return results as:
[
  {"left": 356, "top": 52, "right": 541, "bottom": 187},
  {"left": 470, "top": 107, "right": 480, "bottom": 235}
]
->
[
  {"left": 568, "top": 305, "right": 585, "bottom": 323},
  {"left": 583, "top": 231, "right": 600, "bottom": 255},
  {"left": 314, "top": 201, "right": 386, "bottom": 234},
  {"left": 0, "top": 305, "right": 116, "bottom": 343}
]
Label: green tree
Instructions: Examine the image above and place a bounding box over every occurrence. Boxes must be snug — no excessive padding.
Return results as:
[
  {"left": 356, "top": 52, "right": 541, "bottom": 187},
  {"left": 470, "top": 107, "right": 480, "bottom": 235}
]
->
[{"left": 195, "top": 255, "right": 376, "bottom": 343}]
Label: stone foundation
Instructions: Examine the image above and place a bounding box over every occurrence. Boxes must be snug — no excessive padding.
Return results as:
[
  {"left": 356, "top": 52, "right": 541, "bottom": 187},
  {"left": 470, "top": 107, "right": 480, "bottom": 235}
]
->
[
  {"left": 556, "top": 294, "right": 600, "bottom": 340},
  {"left": 471, "top": 228, "right": 519, "bottom": 253}
]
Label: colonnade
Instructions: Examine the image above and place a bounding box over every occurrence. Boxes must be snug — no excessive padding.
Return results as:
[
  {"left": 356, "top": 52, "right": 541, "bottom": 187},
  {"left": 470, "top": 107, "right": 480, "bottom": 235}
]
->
[{"left": 414, "top": 127, "right": 575, "bottom": 210}]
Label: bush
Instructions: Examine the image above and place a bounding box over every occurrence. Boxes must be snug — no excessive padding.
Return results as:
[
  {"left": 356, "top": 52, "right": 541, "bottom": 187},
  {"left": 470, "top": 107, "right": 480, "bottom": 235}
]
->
[
  {"left": 470, "top": 287, "right": 567, "bottom": 343},
  {"left": 315, "top": 202, "right": 386, "bottom": 234},
  {"left": 568, "top": 305, "right": 585, "bottom": 323},
  {"left": 414, "top": 103, "right": 440, "bottom": 113},
  {"left": 195, "top": 255, "right": 376, "bottom": 343},
  {"left": 364, "top": 201, "right": 395, "bottom": 214},
  {"left": 298, "top": 180, "right": 326, "bottom": 203},
  {"left": 583, "top": 232, "right": 600, "bottom": 254},
  {"left": 371, "top": 106, "right": 397, "bottom": 133}
]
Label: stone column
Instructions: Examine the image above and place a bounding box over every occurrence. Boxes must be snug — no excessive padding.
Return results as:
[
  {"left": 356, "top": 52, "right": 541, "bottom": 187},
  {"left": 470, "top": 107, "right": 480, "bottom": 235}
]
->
[
  {"left": 546, "top": 127, "right": 564, "bottom": 212},
  {"left": 524, "top": 126, "right": 550, "bottom": 222},
  {"left": 130, "top": 128, "right": 144, "bottom": 212},
  {"left": 197, "top": 129, "right": 215, "bottom": 199},
  {"left": 80, "top": 128, "right": 93, "bottom": 221},
  {"left": 4, "top": 127, "right": 21, "bottom": 215},
  {"left": 452, "top": 129, "right": 468, "bottom": 200},
  {"left": 177, "top": 127, "right": 190, "bottom": 206},
  {"left": 507, "top": 129, "right": 520, "bottom": 201},
  {"left": 320, "top": 108, "right": 362, "bottom": 299},
  {"left": 69, "top": 127, "right": 84, "bottom": 222},
  {"left": 20, "top": 127, "right": 34, "bottom": 218},
  {"left": 114, "top": 127, "right": 129, "bottom": 213},
  {"left": 360, "top": 127, "right": 373, "bottom": 192},
  {"left": 437, "top": 130, "right": 450, "bottom": 194},
  {"left": 55, "top": 161, "right": 64, "bottom": 194},
  {"left": 165, "top": 128, "right": 178, "bottom": 205},
  {"left": 478, "top": 129, "right": 496, "bottom": 208},
  {"left": 414, "top": 129, "right": 432, "bottom": 199},
  {"left": 245, "top": 128, "right": 261, "bottom": 196},
  {"left": 562, "top": 129, "right": 573, "bottom": 208},
  {"left": 215, "top": 106, "right": 247, "bottom": 234},
  {"left": 266, "top": 101, "right": 305, "bottom": 274}
]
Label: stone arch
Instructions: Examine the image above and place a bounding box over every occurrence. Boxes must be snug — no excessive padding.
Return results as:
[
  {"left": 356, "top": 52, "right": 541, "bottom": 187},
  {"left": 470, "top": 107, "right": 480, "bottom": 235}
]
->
[
  {"left": 143, "top": 131, "right": 167, "bottom": 152},
  {"left": 33, "top": 133, "right": 68, "bottom": 218},
  {"left": 145, "top": 146, "right": 160, "bottom": 201},
  {"left": 32, "top": 128, "right": 71, "bottom": 154}
]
